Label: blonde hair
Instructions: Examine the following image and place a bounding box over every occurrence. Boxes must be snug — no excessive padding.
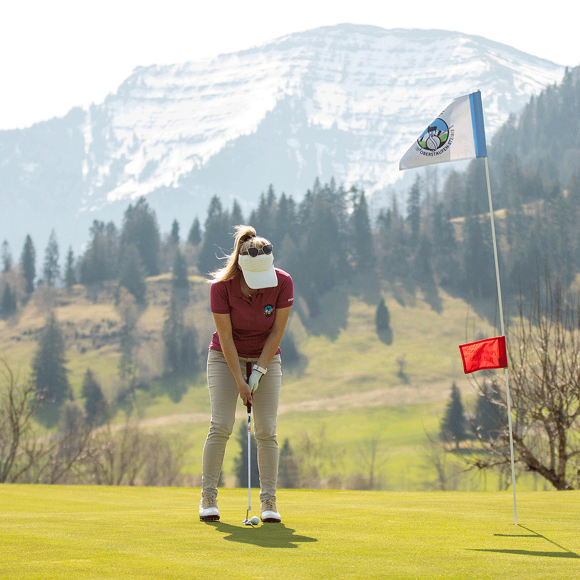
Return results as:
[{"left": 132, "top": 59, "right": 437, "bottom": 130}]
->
[{"left": 209, "top": 225, "right": 271, "bottom": 283}]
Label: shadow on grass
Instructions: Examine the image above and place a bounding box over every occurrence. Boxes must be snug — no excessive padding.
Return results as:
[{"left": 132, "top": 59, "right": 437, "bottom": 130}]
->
[
  {"left": 377, "top": 327, "right": 393, "bottom": 345},
  {"left": 421, "top": 283, "right": 443, "bottom": 314},
  {"left": 207, "top": 521, "right": 317, "bottom": 549},
  {"left": 469, "top": 525, "right": 580, "bottom": 559},
  {"left": 445, "top": 286, "right": 501, "bottom": 331}
]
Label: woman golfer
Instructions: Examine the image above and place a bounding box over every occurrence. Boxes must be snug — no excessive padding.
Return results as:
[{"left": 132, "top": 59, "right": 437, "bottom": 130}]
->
[{"left": 199, "top": 225, "right": 293, "bottom": 523}]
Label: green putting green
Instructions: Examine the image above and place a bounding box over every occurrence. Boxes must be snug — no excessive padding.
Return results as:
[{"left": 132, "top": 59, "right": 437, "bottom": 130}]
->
[{"left": 1, "top": 485, "right": 579, "bottom": 579}]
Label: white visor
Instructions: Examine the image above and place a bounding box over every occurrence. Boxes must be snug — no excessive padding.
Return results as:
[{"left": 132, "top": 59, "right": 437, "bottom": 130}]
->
[{"left": 238, "top": 253, "right": 277, "bottom": 289}]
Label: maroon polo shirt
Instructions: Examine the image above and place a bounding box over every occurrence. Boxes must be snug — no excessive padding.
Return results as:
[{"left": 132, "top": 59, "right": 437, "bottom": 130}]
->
[{"left": 209, "top": 268, "right": 293, "bottom": 358}]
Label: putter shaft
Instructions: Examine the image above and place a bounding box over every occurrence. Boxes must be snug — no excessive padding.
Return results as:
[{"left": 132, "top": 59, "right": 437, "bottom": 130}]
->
[{"left": 244, "top": 361, "right": 253, "bottom": 525}]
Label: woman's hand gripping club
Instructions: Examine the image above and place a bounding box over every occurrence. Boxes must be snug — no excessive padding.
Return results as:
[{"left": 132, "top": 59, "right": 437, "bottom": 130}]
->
[{"left": 248, "top": 364, "right": 266, "bottom": 392}]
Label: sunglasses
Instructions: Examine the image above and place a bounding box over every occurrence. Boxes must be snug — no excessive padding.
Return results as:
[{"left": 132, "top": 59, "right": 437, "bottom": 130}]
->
[{"left": 242, "top": 244, "right": 273, "bottom": 257}]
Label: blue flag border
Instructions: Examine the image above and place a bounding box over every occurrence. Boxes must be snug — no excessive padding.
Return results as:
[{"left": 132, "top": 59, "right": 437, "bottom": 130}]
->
[{"left": 469, "top": 91, "right": 488, "bottom": 158}]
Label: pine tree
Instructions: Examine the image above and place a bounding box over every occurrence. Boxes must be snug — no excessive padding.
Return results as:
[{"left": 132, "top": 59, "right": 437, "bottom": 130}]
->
[
  {"left": 162, "top": 294, "right": 184, "bottom": 376},
  {"left": 352, "top": 191, "right": 375, "bottom": 274},
  {"left": 443, "top": 171, "right": 465, "bottom": 218},
  {"left": 118, "top": 244, "right": 147, "bottom": 304},
  {"left": 297, "top": 188, "right": 315, "bottom": 231},
  {"left": 64, "top": 246, "right": 76, "bottom": 290},
  {"left": 43, "top": 229, "right": 60, "bottom": 287},
  {"left": 197, "top": 196, "right": 230, "bottom": 276},
  {"left": 507, "top": 212, "right": 542, "bottom": 294},
  {"left": 179, "top": 326, "right": 198, "bottom": 375},
  {"left": 276, "top": 233, "right": 301, "bottom": 290},
  {"left": 328, "top": 180, "right": 349, "bottom": 240},
  {"left": 116, "top": 287, "right": 139, "bottom": 390},
  {"left": 378, "top": 194, "right": 409, "bottom": 282},
  {"left": 293, "top": 193, "right": 345, "bottom": 316},
  {"left": 171, "top": 248, "right": 189, "bottom": 303},
  {"left": 274, "top": 193, "right": 297, "bottom": 250},
  {"left": 162, "top": 294, "right": 198, "bottom": 377},
  {"left": 1, "top": 240, "right": 12, "bottom": 273},
  {"left": 304, "top": 194, "right": 342, "bottom": 294},
  {"left": 440, "top": 382, "right": 469, "bottom": 449},
  {"left": 81, "top": 221, "right": 119, "bottom": 285},
  {"left": 81, "top": 368, "right": 108, "bottom": 427},
  {"left": 546, "top": 192, "right": 575, "bottom": 288},
  {"left": 81, "top": 221, "right": 107, "bottom": 285},
  {"left": 431, "top": 204, "right": 459, "bottom": 288},
  {"left": 187, "top": 217, "right": 201, "bottom": 246},
  {"left": 0, "top": 284, "right": 17, "bottom": 317},
  {"left": 20, "top": 235, "right": 36, "bottom": 294},
  {"left": 229, "top": 200, "right": 244, "bottom": 230},
  {"left": 169, "top": 220, "right": 180, "bottom": 245},
  {"left": 407, "top": 176, "right": 422, "bottom": 249},
  {"left": 32, "top": 312, "right": 71, "bottom": 427},
  {"left": 120, "top": 197, "right": 161, "bottom": 276},
  {"left": 249, "top": 186, "right": 276, "bottom": 241},
  {"left": 463, "top": 159, "right": 491, "bottom": 217},
  {"left": 414, "top": 234, "right": 435, "bottom": 286},
  {"left": 499, "top": 153, "right": 524, "bottom": 208},
  {"left": 104, "top": 222, "right": 120, "bottom": 280},
  {"left": 463, "top": 205, "right": 494, "bottom": 298}
]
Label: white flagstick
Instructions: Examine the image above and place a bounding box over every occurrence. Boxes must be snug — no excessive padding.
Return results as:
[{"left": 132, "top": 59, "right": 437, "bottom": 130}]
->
[{"left": 484, "top": 156, "right": 518, "bottom": 525}]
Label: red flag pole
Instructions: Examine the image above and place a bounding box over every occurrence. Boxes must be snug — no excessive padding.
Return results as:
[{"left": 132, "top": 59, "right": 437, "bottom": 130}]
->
[{"left": 484, "top": 155, "right": 517, "bottom": 525}]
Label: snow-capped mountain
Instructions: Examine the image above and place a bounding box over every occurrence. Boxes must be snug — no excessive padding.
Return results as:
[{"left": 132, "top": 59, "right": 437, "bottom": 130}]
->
[{"left": 0, "top": 24, "right": 566, "bottom": 252}]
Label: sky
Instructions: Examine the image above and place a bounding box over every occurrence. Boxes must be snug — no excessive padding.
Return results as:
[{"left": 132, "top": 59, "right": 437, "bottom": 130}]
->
[{"left": 1, "top": 0, "right": 577, "bottom": 131}]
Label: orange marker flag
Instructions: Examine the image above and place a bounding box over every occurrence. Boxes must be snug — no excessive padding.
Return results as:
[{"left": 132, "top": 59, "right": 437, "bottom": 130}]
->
[{"left": 459, "top": 336, "right": 508, "bottom": 374}]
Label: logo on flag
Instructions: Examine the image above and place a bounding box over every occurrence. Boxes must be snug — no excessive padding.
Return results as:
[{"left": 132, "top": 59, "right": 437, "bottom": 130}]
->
[
  {"left": 400, "top": 91, "right": 487, "bottom": 171},
  {"left": 418, "top": 119, "right": 452, "bottom": 154}
]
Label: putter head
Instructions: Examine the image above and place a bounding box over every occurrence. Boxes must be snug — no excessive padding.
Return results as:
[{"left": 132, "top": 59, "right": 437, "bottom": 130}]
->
[{"left": 243, "top": 507, "right": 257, "bottom": 526}]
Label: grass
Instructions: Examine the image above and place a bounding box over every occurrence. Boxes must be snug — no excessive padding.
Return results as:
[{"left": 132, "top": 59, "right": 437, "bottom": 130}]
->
[{"left": 1, "top": 485, "right": 579, "bottom": 579}]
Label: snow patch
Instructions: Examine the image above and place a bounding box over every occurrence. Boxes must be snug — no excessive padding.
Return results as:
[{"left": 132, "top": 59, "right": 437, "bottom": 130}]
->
[{"left": 78, "top": 26, "right": 565, "bottom": 204}]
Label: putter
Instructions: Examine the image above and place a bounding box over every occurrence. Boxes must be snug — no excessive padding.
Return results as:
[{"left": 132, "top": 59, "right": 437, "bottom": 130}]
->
[
  {"left": 243, "top": 362, "right": 256, "bottom": 526},
  {"left": 242, "top": 400, "right": 254, "bottom": 525}
]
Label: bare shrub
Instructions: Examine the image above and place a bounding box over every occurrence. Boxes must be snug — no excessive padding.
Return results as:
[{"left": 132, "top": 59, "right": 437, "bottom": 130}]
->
[
  {"left": 465, "top": 275, "right": 580, "bottom": 490},
  {"left": 84, "top": 419, "right": 188, "bottom": 486},
  {"left": 1, "top": 360, "right": 91, "bottom": 484}
]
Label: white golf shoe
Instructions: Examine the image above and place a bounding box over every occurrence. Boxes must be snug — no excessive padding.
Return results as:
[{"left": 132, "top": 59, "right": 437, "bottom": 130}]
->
[
  {"left": 260, "top": 499, "right": 281, "bottom": 523},
  {"left": 199, "top": 493, "right": 220, "bottom": 521}
]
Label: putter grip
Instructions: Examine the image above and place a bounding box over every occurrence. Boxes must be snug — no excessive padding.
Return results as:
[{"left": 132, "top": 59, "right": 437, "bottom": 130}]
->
[{"left": 245, "top": 361, "right": 253, "bottom": 413}]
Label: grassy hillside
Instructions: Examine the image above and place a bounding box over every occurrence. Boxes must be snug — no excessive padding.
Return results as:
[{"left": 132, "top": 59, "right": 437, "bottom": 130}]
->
[
  {"left": 0, "top": 276, "right": 525, "bottom": 491},
  {"left": 2, "top": 485, "right": 579, "bottom": 580}
]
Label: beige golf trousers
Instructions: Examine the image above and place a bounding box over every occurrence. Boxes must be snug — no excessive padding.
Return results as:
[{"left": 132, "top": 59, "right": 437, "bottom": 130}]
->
[{"left": 202, "top": 349, "right": 282, "bottom": 502}]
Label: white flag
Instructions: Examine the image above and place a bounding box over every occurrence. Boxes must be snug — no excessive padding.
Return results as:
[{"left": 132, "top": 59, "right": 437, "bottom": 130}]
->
[{"left": 399, "top": 91, "right": 487, "bottom": 171}]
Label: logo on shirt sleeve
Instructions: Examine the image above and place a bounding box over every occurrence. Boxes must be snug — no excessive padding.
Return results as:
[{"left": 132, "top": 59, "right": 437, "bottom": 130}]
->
[{"left": 264, "top": 305, "right": 274, "bottom": 317}]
